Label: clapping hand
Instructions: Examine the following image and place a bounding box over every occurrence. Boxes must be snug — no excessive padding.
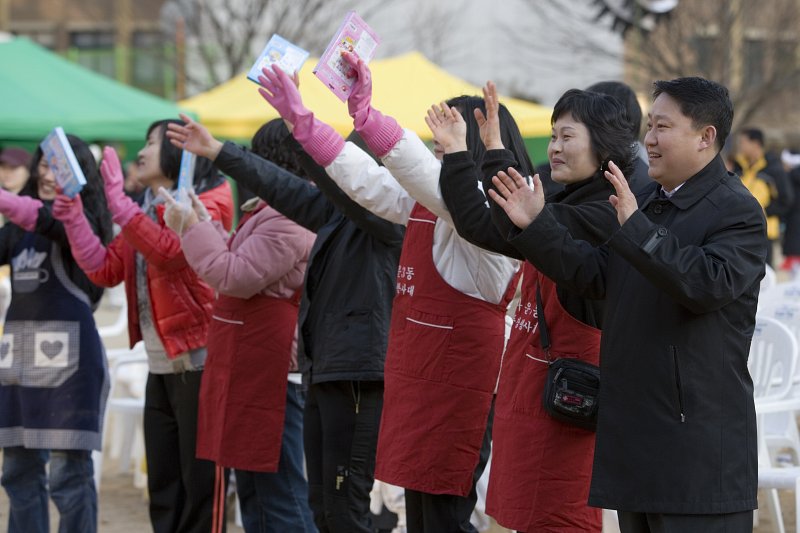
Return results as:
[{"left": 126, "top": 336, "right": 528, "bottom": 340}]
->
[
  {"left": 475, "top": 81, "right": 504, "bottom": 150},
  {"left": 425, "top": 102, "right": 467, "bottom": 154},
  {"left": 487, "top": 168, "right": 544, "bottom": 229},
  {"left": 604, "top": 160, "right": 638, "bottom": 226}
]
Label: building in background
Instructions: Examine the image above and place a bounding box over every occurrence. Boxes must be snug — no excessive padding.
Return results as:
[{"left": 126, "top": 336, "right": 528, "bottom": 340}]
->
[{"left": 0, "top": 0, "right": 176, "bottom": 98}]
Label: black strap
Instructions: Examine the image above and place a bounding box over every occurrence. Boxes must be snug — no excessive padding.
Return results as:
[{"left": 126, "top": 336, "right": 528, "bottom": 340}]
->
[{"left": 535, "top": 280, "right": 551, "bottom": 356}]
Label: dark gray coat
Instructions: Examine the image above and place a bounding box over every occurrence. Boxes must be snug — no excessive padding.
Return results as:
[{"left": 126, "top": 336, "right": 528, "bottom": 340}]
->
[{"left": 509, "top": 155, "right": 767, "bottom": 513}]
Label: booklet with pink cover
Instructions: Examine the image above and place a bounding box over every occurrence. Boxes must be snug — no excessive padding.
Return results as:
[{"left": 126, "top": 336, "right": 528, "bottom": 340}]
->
[{"left": 313, "top": 11, "right": 380, "bottom": 101}]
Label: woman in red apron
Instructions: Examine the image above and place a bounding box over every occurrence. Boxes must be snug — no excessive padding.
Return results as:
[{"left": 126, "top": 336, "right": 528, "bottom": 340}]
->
[
  {"left": 162, "top": 119, "right": 316, "bottom": 533},
  {"left": 256, "top": 56, "right": 534, "bottom": 532},
  {"left": 434, "top": 86, "right": 638, "bottom": 531}
]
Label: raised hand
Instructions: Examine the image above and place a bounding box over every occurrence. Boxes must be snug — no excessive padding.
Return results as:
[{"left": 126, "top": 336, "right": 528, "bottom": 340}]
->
[
  {"left": 487, "top": 168, "right": 544, "bottom": 229},
  {"left": 604, "top": 160, "right": 638, "bottom": 225},
  {"left": 339, "top": 51, "right": 402, "bottom": 158},
  {"left": 52, "top": 192, "right": 107, "bottom": 272},
  {"left": 0, "top": 187, "right": 42, "bottom": 231},
  {"left": 100, "top": 146, "right": 141, "bottom": 227},
  {"left": 189, "top": 190, "right": 211, "bottom": 223},
  {"left": 256, "top": 64, "right": 345, "bottom": 167},
  {"left": 158, "top": 187, "right": 198, "bottom": 235},
  {"left": 475, "top": 81, "right": 504, "bottom": 150},
  {"left": 425, "top": 102, "right": 467, "bottom": 154},
  {"left": 166, "top": 113, "right": 223, "bottom": 161},
  {"left": 342, "top": 51, "right": 372, "bottom": 122},
  {"left": 52, "top": 191, "right": 83, "bottom": 224},
  {"left": 257, "top": 65, "right": 311, "bottom": 128}
]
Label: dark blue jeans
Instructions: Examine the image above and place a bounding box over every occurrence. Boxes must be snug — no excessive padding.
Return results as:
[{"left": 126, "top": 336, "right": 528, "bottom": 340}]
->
[
  {"left": 1, "top": 447, "right": 97, "bottom": 533},
  {"left": 235, "top": 382, "right": 315, "bottom": 533}
]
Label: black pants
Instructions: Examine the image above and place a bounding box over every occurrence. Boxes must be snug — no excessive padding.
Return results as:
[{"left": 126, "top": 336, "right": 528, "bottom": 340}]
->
[
  {"left": 144, "top": 371, "right": 218, "bottom": 533},
  {"left": 618, "top": 510, "right": 754, "bottom": 533},
  {"left": 304, "top": 380, "right": 383, "bottom": 533},
  {"left": 405, "top": 400, "right": 494, "bottom": 533}
]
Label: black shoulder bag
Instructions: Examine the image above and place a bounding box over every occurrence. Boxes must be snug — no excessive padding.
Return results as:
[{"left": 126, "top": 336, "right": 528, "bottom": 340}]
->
[{"left": 537, "top": 282, "right": 601, "bottom": 431}]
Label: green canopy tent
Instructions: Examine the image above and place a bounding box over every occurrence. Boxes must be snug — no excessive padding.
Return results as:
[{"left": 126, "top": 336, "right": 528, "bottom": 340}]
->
[{"left": 0, "top": 37, "right": 188, "bottom": 154}]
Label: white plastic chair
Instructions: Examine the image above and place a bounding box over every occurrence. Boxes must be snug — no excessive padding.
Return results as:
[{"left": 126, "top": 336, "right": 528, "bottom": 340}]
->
[
  {"left": 755, "top": 300, "right": 800, "bottom": 462},
  {"left": 750, "top": 315, "right": 799, "bottom": 533},
  {"left": 760, "top": 281, "right": 800, "bottom": 310},
  {"left": 761, "top": 264, "right": 778, "bottom": 294},
  {"left": 96, "top": 284, "right": 128, "bottom": 339},
  {"left": 102, "top": 342, "right": 147, "bottom": 479}
]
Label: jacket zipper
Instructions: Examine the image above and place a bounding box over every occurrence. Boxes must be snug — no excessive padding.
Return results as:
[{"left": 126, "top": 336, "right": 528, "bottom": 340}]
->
[{"left": 672, "top": 345, "right": 686, "bottom": 423}]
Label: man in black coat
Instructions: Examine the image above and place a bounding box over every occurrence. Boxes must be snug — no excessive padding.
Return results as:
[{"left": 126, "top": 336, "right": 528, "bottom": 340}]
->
[{"left": 490, "top": 77, "right": 767, "bottom": 532}]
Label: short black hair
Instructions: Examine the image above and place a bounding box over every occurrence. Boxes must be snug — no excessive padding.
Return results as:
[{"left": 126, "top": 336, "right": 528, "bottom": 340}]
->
[
  {"left": 146, "top": 119, "right": 221, "bottom": 193},
  {"left": 739, "top": 127, "right": 765, "bottom": 147},
  {"left": 445, "top": 95, "right": 534, "bottom": 177},
  {"left": 586, "top": 80, "right": 642, "bottom": 140},
  {"left": 251, "top": 119, "right": 308, "bottom": 179},
  {"left": 652, "top": 77, "right": 733, "bottom": 151},
  {"left": 552, "top": 88, "right": 636, "bottom": 178}
]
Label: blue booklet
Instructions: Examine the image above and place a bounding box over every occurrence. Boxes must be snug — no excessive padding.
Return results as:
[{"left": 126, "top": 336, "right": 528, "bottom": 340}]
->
[
  {"left": 176, "top": 149, "right": 195, "bottom": 204},
  {"left": 39, "top": 127, "right": 86, "bottom": 198},
  {"left": 247, "top": 34, "right": 310, "bottom": 84}
]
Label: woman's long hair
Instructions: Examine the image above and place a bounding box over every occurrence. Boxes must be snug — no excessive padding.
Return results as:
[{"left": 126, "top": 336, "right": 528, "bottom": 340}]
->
[{"left": 24, "top": 134, "right": 113, "bottom": 244}]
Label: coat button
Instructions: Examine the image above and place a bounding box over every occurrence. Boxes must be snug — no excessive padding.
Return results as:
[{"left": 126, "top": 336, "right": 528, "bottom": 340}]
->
[
  {"left": 653, "top": 204, "right": 663, "bottom": 214},
  {"left": 657, "top": 227, "right": 668, "bottom": 237}
]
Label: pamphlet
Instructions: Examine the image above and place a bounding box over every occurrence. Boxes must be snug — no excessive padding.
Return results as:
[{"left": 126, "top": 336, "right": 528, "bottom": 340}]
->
[
  {"left": 39, "top": 127, "right": 86, "bottom": 198},
  {"left": 313, "top": 11, "right": 380, "bottom": 101},
  {"left": 176, "top": 149, "right": 195, "bottom": 204},
  {"left": 247, "top": 34, "right": 310, "bottom": 84}
]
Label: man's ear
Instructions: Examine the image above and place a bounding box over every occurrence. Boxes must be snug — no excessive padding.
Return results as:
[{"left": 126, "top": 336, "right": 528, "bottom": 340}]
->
[{"left": 698, "top": 125, "right": 718, "bottom": 152}]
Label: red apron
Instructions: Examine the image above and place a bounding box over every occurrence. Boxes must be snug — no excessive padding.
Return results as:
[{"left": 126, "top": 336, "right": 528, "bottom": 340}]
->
[
  {"left": 487, "top": 262, "right": 601, "bottom": 532},
  {"left": 195, "top": 208, "right": 300, "bottom": 472},
  {"left": 375, "top": 204, "right": 517, "bottom": 496}
]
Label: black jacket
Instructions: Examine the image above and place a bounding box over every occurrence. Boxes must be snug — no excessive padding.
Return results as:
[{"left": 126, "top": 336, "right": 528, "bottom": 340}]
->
[
  {"left": 214, "top": 142, "right": 404, "bottom": 383},
  {"left": 508, "top": 155, "right": 767, "bottom": 513},
  {"left": 440, "top": 149, "right": 618, "bottom": 328},
  {"left": 535, "top": 153, "right": 653, "bottom": 198}
]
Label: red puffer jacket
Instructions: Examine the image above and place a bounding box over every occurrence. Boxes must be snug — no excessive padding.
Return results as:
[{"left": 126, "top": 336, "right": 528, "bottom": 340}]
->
[{"left": 88, "top": 181, "right": 234, "bottom": 358}]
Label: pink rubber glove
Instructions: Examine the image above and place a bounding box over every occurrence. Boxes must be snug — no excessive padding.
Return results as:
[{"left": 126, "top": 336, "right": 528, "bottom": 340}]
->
[
  {"left": 52, "top": 193, "right": 107, "bottom": 272},
  {"left": 257, "top": 65, "right": 345, "bottom": 167},
  {"left": 0, "top": 188, "right": 43, "bottom": 231},
  {"left": 342, "top": 52, "right": 403, "bottom": 158},
  {"left": 100, "top": 146, "right": 141, "bottom": 227}
]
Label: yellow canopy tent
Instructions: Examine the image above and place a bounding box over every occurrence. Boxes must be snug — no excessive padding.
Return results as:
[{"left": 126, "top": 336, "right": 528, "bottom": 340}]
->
[{"left": 180, "top": 51, "right": 552, "bottom": 143}]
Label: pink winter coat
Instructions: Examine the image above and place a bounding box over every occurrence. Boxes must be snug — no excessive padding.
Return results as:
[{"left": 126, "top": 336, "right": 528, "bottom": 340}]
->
[{"left": 181, "top": 200, "right": 314, "bottom": 470}]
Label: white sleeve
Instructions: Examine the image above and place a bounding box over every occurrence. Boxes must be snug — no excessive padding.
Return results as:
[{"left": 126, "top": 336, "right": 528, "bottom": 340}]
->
[
  {"left": 381, "top": 129, "right": 454, "bottom": 225},
  {"left": 325, "top": 142, "right": 414, "bottom": 226}
]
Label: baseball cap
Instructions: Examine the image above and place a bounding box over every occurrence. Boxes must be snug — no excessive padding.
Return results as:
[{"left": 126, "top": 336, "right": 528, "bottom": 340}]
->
[{"left": 0, "top": 147, "right": 31, "bottom": 168}]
